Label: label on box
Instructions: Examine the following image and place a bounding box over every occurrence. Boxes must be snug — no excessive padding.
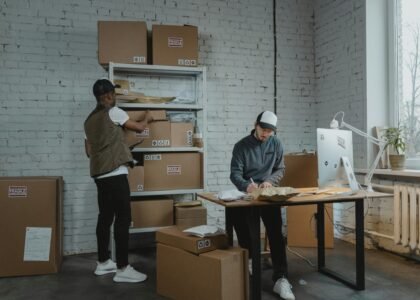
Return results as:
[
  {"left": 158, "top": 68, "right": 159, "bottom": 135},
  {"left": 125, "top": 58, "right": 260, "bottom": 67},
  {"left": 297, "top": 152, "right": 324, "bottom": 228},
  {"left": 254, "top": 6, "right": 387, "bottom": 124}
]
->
[
  {"left": 136, "top": 184, "right": 144, "bottom": 191},
  {"left": 136, "top": 128, "right": 150, "bottom": 138},
  {"left": 177, "top": 59, "right": 196, "bottom": 66},
  {"left": 151, "top": 139, "right": 170, "bottom": 147},
  {"left": 23, "top": 227, "right": 52, "bottom": 261},
  {"left": 8, "top": 185, "right": 28, "bottom": 197},
  {"left": 168, "top": 36, "right": 183, "bottom": 48},
  {"left": 144, "top": 154, "right": 162, "bottom": 161},
  {"left": 187, "top": 130, "right": 193, "bottom": 145},
  {"left": 133, "top": 56, "right": 146, "bottom": 63},
  {"left": 167, "top": 165, "right": 181, "bottom": 175},
  {"left": 197, "top": 239, "right": 211, "bottom": 250}
]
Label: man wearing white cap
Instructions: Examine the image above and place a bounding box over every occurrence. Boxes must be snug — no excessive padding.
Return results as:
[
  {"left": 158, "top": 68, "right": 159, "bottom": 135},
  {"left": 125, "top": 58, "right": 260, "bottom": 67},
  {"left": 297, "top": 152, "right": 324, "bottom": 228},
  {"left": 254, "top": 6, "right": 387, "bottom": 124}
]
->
[{"left": 230, "top": 111, "right": 294, "bottom": 300}]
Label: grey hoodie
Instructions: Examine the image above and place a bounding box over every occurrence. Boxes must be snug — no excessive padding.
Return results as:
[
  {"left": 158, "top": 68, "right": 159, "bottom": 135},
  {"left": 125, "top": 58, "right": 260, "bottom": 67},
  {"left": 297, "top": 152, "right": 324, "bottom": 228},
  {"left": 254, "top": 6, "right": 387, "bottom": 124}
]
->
[{"left": 230, "top": 130, "right": 285, "bottom": 192}]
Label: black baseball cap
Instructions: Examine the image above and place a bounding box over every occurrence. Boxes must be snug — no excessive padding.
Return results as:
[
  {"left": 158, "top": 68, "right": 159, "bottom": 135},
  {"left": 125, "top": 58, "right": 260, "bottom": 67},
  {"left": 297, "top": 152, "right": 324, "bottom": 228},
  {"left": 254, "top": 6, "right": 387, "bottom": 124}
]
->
[{"left": 92, "top": 79, "right": 117, "bottom": 98}]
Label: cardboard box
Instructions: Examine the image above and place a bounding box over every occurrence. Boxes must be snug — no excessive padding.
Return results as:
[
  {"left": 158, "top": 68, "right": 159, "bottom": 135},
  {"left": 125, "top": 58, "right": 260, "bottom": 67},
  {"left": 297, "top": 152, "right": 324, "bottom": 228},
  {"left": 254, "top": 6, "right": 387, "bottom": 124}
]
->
[
  {"left": 156, "top": 226, "right": 228, "bottom": 254},
  {"left": 157, "top": 243, "right": 248, "bottom": 300},
  {"left": 171, "top": 122, "right": 193, "bottom": 147},
  {"left": 98, "top": 21, "right": 147, "bottom": 65},
  {"left": 143, "top": 152, "right": 202, "bottom": 190},
  {"left": 125, "top": 121, "right": 171, "bottom": 148},
  {"left": 175, "top": 206, "right": 207, "bottom": 227},
  {"left": 281, "top": 154, "right": 334, "bottom": 248},
  {"left": 0, "top": 177, "right": 63, "bottom": 277},
  {"left": 126, "top": 110, "right": 167, "bottom": 122},
  {"left": 152, "top": 25, "right": 198, "bottom": 67},
  {"left": 128, "top": 166, "right": 144, "bottom": 192},
  {"left": 130, "top": 199, "right": 173, "bottom": 228}
]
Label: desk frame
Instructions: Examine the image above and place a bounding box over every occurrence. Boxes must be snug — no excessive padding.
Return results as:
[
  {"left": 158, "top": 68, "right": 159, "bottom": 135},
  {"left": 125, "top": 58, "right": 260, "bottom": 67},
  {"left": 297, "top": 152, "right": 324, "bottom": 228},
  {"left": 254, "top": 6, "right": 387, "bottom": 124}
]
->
[{"left": 200, "top": 190, "right": 390, "bottom": 300}]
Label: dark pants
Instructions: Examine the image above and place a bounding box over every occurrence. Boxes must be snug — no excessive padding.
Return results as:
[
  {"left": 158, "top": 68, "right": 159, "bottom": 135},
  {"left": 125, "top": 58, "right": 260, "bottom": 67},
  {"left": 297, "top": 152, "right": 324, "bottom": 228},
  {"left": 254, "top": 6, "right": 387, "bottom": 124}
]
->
[
  {"left": 231, "top": 206, "right": 287, "bottom": 282},
  {"left": 94, "top": 174, "right": 131, "bottom": 269}
]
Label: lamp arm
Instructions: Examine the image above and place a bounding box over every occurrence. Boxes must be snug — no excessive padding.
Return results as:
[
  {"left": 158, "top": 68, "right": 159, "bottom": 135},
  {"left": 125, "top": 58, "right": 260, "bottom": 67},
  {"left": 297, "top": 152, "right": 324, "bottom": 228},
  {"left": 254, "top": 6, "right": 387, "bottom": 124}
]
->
[
  {"left": 341, "top": 121, "right": 383, "bottom": 146},
  {"left": 364, "top": 143, "right": 387, "bottom": 192}
]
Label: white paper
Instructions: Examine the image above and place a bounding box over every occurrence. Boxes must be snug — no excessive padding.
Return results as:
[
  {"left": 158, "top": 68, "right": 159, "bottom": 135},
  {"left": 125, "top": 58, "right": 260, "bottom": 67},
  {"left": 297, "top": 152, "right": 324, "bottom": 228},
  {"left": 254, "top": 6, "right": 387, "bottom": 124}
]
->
[
  {"left": 183, "top": 225, "right": 226, "bottom": 238},
  {"left": 23, "top": 227, "right": 52, "bottom": 261},
  {"left": 217, "top": 190, "right": 246, "bottom": 201}
]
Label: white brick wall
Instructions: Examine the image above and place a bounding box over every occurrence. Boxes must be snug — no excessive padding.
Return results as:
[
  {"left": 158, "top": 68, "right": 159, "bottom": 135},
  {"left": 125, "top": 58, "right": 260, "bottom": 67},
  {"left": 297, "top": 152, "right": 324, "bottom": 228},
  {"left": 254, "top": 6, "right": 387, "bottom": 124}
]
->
[{"left": 0, "top": 0, "right": 317, "bottom": 254}]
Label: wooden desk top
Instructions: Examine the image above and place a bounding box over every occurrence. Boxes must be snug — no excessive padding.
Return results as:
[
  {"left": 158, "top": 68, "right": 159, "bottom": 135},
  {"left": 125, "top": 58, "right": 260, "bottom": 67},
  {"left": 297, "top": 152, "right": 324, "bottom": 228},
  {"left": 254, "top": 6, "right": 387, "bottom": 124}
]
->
[{"left": 198, "top": 188, "right": 392, "bottom": 207}]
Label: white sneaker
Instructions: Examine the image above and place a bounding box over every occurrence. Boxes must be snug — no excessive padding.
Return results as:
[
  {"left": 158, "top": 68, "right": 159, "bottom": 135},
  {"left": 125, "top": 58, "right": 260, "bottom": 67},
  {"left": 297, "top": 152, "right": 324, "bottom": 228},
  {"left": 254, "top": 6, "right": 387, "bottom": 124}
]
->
[
  {"left": 273, "top": 278, "right": 295, "bottom": 300},
  {"left": 113, "top": 265, "right": 147, "bottom": 283},
  {"left": 94, "top": 259, "right": 117, "bottom": 275}
]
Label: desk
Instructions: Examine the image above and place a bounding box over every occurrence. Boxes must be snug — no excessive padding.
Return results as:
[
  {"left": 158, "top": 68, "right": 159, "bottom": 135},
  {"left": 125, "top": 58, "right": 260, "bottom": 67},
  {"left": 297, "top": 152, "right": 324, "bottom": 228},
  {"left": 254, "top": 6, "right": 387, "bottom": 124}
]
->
[{"left": 198, "top": 188, "right": 391, "bottom": 300}]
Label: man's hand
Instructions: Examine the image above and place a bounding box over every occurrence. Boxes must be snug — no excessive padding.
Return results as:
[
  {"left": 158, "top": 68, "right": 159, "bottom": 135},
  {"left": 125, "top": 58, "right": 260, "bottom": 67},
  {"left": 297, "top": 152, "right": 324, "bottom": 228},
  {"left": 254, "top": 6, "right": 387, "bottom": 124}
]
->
[
  {"left": 259, "top": 182, "right": 272, "bottom": 188},
  {"left": 246, "top": 182, "right": 259, "bottom": 193}
]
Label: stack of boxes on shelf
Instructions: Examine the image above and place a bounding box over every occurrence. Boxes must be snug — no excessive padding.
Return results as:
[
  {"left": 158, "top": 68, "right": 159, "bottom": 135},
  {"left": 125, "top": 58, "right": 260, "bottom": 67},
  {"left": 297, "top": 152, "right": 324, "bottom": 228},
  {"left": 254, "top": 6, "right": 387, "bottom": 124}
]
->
[
  {"left": 98, "top": 20, "right": 205, "bottom": 231},
  {"left": 156, "top": 226, "right": 249, "bottom": 300}
]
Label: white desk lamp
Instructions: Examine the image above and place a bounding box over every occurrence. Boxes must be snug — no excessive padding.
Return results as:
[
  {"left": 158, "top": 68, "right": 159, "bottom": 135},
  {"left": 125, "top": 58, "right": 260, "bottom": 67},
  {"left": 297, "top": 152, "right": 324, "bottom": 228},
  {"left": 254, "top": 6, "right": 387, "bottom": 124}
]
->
[{"left": 330, "top": 111, "right": 387, "bottom": 192}]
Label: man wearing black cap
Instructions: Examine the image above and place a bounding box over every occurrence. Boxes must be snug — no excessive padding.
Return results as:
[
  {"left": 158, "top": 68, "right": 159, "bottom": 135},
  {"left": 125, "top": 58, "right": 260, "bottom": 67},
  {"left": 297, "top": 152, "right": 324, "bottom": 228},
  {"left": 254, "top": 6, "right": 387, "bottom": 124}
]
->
[
  {"left": 230, "top": 111, "right": 294, "bottom": 300},
  {"left": 84, "top": 79, "right": 152, "bottom": 283}
]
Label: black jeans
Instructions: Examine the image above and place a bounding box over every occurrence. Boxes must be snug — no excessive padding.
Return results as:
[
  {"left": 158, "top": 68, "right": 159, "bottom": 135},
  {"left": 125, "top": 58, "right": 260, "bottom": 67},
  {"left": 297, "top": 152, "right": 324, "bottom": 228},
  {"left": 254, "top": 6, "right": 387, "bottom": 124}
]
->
[
  {"left": 231, "top": 206, "right": 287, "bottom": 282},
  {"left": 94, "top": 174, "right": 131, "bottom": 269}
]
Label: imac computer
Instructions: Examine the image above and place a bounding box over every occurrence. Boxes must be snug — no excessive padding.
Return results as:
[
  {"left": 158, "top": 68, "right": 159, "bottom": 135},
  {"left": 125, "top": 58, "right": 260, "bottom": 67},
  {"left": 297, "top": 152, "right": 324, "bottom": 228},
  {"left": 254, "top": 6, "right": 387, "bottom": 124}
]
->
[{"left": 316, "top": 128, "right": 359, "bottom": 192}]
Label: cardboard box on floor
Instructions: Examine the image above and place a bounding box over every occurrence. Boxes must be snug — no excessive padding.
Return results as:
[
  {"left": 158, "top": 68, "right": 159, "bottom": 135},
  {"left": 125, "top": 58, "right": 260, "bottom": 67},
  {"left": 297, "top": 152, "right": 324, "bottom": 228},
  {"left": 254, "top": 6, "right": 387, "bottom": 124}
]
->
[
  {"left": 130, "top": 199, "right": 173, "bottom": 228},
  {"left": 171, "top": 122, "right": 193, "bottom": 147},
  {"left": 128, "top": 165, "right": 144, "bottom": 192},
  {"left": 143, "top": 152, "right": 202, "bottom": 191},
  {"left": 157, "top": 243, "right": 249, "bottom": 300},
  {"left": 0, "top": 176, "right": 63, "bottom": 277},
  {"left": 281, "top": 153, "right": 334, "bottom": 248},
  {"left": 175, "top": 206, "right": 207, "bottom": 227},
  {"left": 98, "top": 21, "right": 147, "bottom": 65},
  {"left": 152, "top": 24, "right": 198, "bottom": 67},
  {"left": 125, "top": 120, "right": 171, "bottom": 148}
]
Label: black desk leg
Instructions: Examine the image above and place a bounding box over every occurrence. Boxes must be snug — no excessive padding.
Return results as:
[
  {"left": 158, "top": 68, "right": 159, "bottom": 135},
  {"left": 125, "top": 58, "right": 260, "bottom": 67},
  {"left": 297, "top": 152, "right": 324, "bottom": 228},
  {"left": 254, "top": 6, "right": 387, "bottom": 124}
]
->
[
  {"left": 248, "top": 207, "right": 261, "bottom": 300},
  {"left": 355, "top": 199, "right": 365, "bottom": 290},
  {"left": 225, "top": 207, "right": 234, "bottom": 246},
  {"left": 317, "top": 203, "right": 325, "bottom": 269}
]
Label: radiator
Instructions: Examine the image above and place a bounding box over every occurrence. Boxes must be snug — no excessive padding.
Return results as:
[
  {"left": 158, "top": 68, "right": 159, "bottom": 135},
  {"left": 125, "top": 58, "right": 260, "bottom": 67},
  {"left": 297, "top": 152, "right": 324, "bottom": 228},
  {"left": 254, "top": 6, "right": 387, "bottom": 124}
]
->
[{"left": 394, "top": 185, "right": 420, "bottom": 250}]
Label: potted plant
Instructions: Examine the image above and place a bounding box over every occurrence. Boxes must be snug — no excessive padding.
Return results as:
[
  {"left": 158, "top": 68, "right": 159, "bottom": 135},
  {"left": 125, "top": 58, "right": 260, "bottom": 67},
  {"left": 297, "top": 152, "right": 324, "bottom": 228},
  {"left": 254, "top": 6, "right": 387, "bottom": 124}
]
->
[{"left": 384, "top": 127, "right": 406, "bottom": 170}]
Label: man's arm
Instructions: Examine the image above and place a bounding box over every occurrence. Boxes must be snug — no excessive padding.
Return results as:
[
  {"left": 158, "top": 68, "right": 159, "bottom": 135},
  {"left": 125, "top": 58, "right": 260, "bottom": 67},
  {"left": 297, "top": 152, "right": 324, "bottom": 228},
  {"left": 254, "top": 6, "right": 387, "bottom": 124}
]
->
[
  {"left": 264, "top": 140, "right": 285, "bottom": 186},
  {"left": 123, "top": 111, "right": 153, "bottom": 132},
  {"left": 230, "top": 144, "right": 257, "bottom": 192},
  {"left": 84, "top": 139, "right": 91, "bottom": 158}
]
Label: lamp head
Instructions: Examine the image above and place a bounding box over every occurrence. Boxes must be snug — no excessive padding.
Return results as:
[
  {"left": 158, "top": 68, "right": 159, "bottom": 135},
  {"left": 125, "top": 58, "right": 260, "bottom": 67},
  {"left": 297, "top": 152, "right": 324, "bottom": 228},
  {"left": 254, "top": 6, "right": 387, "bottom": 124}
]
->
[{"left": 330, "top": 111, "right": 345, "bottom": 129}]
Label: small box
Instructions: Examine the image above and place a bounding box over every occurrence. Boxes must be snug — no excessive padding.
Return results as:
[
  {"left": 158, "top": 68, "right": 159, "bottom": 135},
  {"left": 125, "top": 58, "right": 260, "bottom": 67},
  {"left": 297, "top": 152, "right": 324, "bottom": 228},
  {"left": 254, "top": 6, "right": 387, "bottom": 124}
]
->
[
  {"left": 0, "top": 177, "right": 63, "bottom": 277},
  {"left": 156, "top": 226, "right": 228, "bottom": 255},
  {"left": 143, "top": 152, "right": 202, "bottom": 191},
  {"left": 152, "top": 25, "right": 198, "bottom": 67},
  {"left": 125, "top": 121, "right": 171, "bottom": 148},
  {"left": 130, "top": 199, "right": 173, "bottom": 228},
  {"left": 171, "top": 122, "right": 194, "bottom": 147},
  {"left": 127, "top": 166, "right": 144, "bottom": 192},
  {"left": 157, "top": 243, "right": 248, "bottom": 300},
  {"left": 175, "top": 206, "right": 207, "bottom": 227},
  {"left": 98, "top": 21, "right": 147, "bottom": 65}
]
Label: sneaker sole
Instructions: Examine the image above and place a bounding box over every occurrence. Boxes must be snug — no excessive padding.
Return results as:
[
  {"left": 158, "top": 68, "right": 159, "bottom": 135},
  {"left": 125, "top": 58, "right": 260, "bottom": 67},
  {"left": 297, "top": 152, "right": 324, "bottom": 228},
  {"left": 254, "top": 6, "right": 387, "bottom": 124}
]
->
[
  {"left": 94, "top": 269, "right": 117, "bottom": 276},
  {"left": 113, "top": 276, "right": 147, "bottom": 283}
]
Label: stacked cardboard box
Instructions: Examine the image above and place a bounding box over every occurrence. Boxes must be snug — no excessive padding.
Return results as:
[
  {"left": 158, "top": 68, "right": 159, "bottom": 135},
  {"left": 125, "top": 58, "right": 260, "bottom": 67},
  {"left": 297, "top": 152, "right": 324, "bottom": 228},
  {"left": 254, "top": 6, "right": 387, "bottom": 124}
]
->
[
  {"left": 0, "top": 177, "right": 63, "bottom": 277},
  {"left": 175, "top": 206, "right": 207, "bottom": 227},
  {"left": 130, "top": 199, "right": 173, "bottom": 228},
  {"left": 156, "top": 226, "right": 248, "bottom": 300}
]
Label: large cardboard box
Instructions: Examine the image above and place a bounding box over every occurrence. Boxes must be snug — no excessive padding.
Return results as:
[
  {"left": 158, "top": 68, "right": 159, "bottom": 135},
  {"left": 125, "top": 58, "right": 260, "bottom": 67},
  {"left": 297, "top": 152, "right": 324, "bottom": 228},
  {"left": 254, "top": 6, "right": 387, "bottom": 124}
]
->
[
  {"left": 98, "top": 21, "right": 147, "bottom": 65},
  {"left": 157, "top": 243, "right": 248, "bottom": 300},
  {"left": 171, "top": 122, "right": 193, "bottom": 147},
  {"left": 152, "top": 25, "right": 198, "bottom": 67},
  {"left": 128, "top": 165, "right": 144, "bottom": 192},
  {"left": 281, "top": 154, "right": 334, "bottom": 248},
  {"left": 130, "top": 199, "right": 173, "bottom": 228},
  {"left": 156, "top": 226, "right": 228, "bottom": 254},
  {"left": 175, "top": 206, "right": 207, "bottom": 227},
  {"left": 0, "top": 177, "right": 63, "bottom": 277},
  {"left": 143, "top": 152, "right": 202, "bottom": 190},
  {"left": 125, "top": 121, "right": 171, "bottom": 148}
]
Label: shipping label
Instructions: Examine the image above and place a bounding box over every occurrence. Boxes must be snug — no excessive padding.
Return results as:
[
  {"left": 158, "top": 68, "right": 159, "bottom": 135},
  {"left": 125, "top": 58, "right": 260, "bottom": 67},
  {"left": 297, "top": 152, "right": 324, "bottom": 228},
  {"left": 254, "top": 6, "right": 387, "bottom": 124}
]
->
[
  {"left": 151, "top": 139, "right": 170, "bottom": 147},
  {"left": 136, "top": 128, "right": 149, "bottom": 138},
  {"left": 186, "top": 130, "right": 193, "bottom": 146},
  {"left": 197, "top": 239, "right": 211, "bottom": 250},
  {"left": 136, "top": 184, "right": 144, "bottom": 192},
  {"left": 168, "top": 36, "right": 183, "bottom": 48},
  {"left": 8, "top": 185, "right": 28, "bottom": 197},
  {"left": 144, "top": 154, "right": 162, "bottom": 161},
  {"left": 132, "top": 56, "right": 146, "bottom": 63},
  {"left": 167, "top": 165, "right": 181, "bottom": 175}
]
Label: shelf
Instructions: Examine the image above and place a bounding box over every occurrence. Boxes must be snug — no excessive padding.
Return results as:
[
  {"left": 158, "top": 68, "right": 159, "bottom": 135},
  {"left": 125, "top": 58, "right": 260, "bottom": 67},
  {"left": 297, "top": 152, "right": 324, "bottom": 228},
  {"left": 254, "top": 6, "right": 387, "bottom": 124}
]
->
[
  {"left": 131, "top": 147, "right": 203, "bottom": 153},
  {"left": 108, "top": 62, "right": 205, "bottom": 76},
  {"left": 117, "top": 102, "right": 203, "bottom": 110},
  {"left": 131, "top": 189, "right": 204, "bottom": 197}
]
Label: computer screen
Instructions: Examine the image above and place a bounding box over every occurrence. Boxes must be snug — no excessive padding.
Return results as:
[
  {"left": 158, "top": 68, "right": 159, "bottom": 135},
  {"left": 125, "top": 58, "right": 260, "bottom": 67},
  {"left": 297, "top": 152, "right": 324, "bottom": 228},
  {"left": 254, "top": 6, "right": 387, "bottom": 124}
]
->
[{"left": 317, "top": 128, "right": 358, "bottom": 190}]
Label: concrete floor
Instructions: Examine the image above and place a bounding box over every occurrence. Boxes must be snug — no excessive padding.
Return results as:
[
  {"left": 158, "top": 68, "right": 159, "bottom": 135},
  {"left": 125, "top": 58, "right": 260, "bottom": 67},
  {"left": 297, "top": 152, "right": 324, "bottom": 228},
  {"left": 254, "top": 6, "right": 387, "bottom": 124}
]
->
[{"left": 1, "top": 238, "right": 420, "bottom": 300}]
